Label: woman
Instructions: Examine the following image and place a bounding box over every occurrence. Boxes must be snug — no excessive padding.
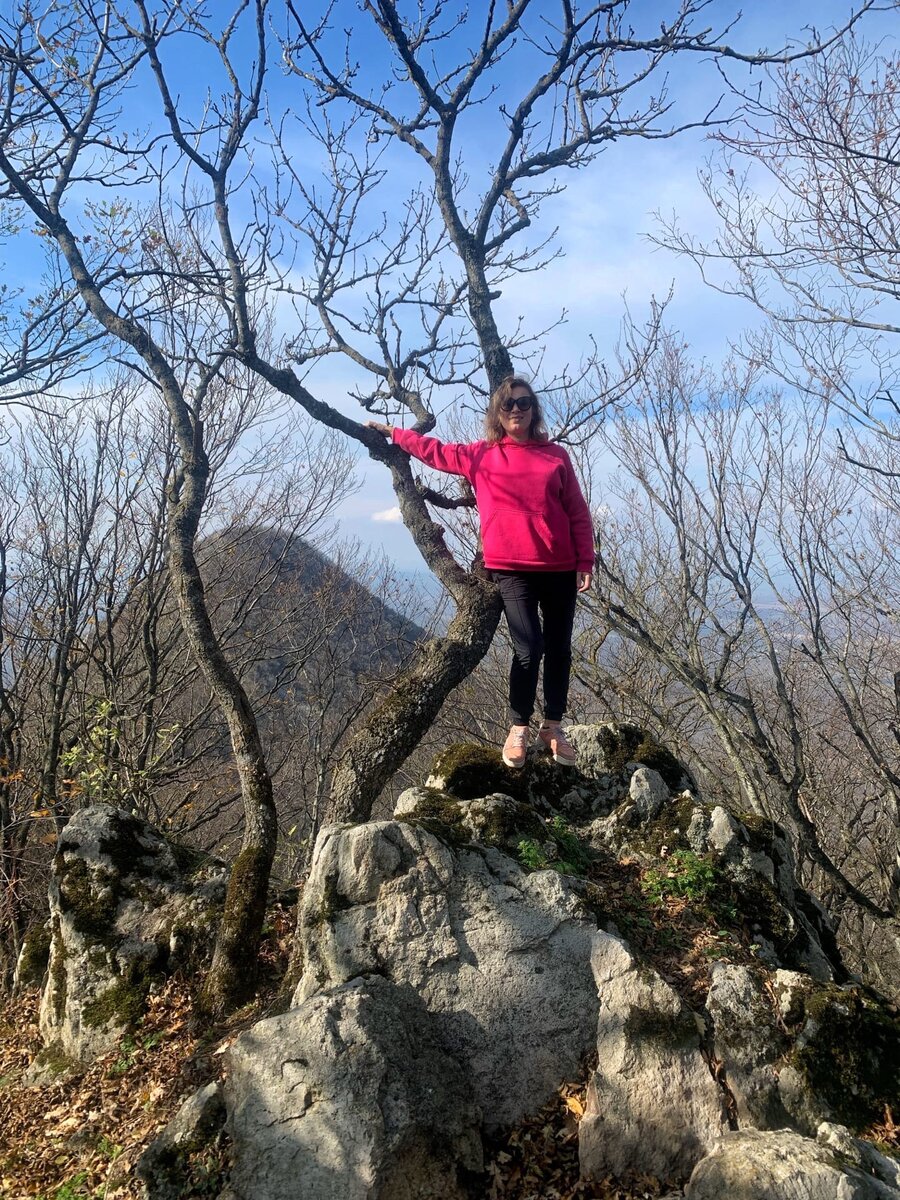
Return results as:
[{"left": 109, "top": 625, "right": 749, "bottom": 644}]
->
[{"left": 367, "top": 376, "right": 594, "bottom": 769}]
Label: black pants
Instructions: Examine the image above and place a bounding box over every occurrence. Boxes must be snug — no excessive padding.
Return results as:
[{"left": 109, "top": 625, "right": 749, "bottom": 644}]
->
[{"left": 494, "top": 570, "right": 578, "bottom": 724}]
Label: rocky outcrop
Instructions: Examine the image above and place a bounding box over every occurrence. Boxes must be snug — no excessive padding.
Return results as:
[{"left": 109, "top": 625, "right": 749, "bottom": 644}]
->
[
  {"left": 590, "top": 792, "right": 843, "bottom": 982},
  {"left": 30, "top": 805, "right": 225, "bottom": 1078},
  {"left": 225, "top": 975, "right": 482, "bottom": 1200},
  {"left": 136, "top": 1082, "right": 226, "bottom": 1200},
  {"left": 30, "top": 726, "right": 900, "bottom": 1198},
  {"left": 708, "top": 964, "right": 900, "bottom": 1137},
  {"left": 292, "top": 819, "right": 601, "bottom": 1128}
]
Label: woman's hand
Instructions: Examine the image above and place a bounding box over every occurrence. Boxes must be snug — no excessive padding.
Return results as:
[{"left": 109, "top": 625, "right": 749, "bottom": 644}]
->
[
  {"left": 577, "top": 572, "right": 592, "bottom": 594},
  {"left": 365, "top": 420, "right": 393, "bottom": 438}
]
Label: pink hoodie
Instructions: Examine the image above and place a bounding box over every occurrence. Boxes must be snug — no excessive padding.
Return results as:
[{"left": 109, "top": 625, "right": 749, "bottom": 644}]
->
[{"left": 391, "top": 427, "right": 594, "bottom": 573}]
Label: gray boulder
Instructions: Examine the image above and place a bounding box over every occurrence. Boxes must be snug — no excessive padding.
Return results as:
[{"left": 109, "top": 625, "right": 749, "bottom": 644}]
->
[
  {"left": 136, "top": 1082, "right": 226, "bottom": 1200},
  {"left": 30, "top": 805, "right": 225, "bottom": 1077},
  {"left": 703, "top": 959, "right": 900, "bottom": 1144},
  {"left": 706, "top": 963, "right": 792, "bottom": 1129},
  {"left": 629, "top": 766, "right": 669, "bottom": 820},
  {"left": 225, "top": 975, "right": 482, "bottom": 1200},
  {"left": 817, "top": 1124, "right": 900, "bottom": 1192},
  {"left": 579, "top": 935, "right": 729, "bottom": 1183},
  {"left": 392, "top": 788, "right": 545, "bottom": 854},
  {"left": 686, "top": 1128, "right": 900, "bottom": 1199},
  {"left": 294, "top": 820, "right": 601, "bottom": 1128}
]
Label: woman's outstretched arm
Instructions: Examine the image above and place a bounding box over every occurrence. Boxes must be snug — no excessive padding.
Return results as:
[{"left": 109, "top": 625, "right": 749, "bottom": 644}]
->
[{"left": 365, "top": 421, "right": 477, "bottom": 479}]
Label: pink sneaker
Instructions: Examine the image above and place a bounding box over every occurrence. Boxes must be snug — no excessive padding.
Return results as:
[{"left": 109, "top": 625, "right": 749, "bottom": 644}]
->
[
  {"left": 502, "top": 724, "right": 530, "bottom": 769},
  {"left": 536, "top": 722, "right": 578, "bottom": 767}
]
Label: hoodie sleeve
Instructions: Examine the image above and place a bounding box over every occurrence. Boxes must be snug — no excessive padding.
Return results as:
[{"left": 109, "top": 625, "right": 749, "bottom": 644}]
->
[
  {"left": 560, "top": 451, "right": 595, "bottom": 572},
  {"left": 391, "top": 426, "right": 477, "bottom": 480}
]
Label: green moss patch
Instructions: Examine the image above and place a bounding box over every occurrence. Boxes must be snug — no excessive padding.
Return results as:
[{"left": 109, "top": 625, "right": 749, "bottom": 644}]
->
[
  {"left": 30, "top": 1040, "right": 78, "bottom": 1079},
  {"left": 593, "top": 725, "right": 687, "bottom": 791},
  {"left": 82, "top": 955, "right": 161, "bottom": 1031},
  {"left": 17, "top": 922, "right": 51, "bottom": 987},
  {"left": 97, "top": 810, "right": 174, "bottom": 882},
  {"left": 404, "top": 789, "right": 471, "bottom": 847},
  {"left": 789, "top": 984, "right": 900, "bottom": 1131},
  {"left": 49, "top": 916, "right": 68, "bottom": 1024},
  {"left": 429, "top": 743, "right": 530, "bottom": 802},
  {"left": 55, "top": 856, "right": 120, "bottom": 941}
]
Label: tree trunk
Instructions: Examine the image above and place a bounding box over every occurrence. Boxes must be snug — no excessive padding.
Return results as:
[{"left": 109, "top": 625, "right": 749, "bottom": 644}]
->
[
  {"left": 166, "top": 470, "right": 278, "bottom": 1018},
  {"left": 329, "top": 574, "right": 501, "bottom": 823}
]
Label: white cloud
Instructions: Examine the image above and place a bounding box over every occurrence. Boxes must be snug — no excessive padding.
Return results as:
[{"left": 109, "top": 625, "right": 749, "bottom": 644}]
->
[{"left": 371, "top": 506, "right": 403, "bottom": 523}]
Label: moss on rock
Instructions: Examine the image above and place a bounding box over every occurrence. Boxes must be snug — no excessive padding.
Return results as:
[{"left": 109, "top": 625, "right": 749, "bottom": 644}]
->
[
  {"left": 55, "top": 854, "right": 120, "bottom": 941},
  {"left": 16, "top": 921, "right": 51, "bottom": 987},
  {"left": 49, "top": 915, "right": 67, "bottom": 1024},
  {"left": 788, "top": 983, "right": 900, "bottom": 1131},
  {"left": 594, "top": 725, "right": 687, "bottom": 791},
  {"left": 622, "top": 793, "right": 701, "bottom": 859},
  {"left": 97, "top": 809, "right": 175, "bottom": 882},
  {"left": 477, "top": 799, "right": 546, "bottom": 848},
  {"left": 405, "top": 789, "right": 471, "bottom": 847},
  {"left": 31, "top": 1040, "right": 78, "bottom": 1078},
  {"left": 429, "top": 743, "right": 531, "bottom": 803},
  {"left": 82, "top": 955, "right": 160, "bottom": 1031}
]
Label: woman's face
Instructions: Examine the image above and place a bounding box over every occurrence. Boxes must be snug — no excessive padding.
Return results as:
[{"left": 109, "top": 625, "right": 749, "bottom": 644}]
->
[{"left": 498, "top": 384, "right": 535, "bottom": 440}]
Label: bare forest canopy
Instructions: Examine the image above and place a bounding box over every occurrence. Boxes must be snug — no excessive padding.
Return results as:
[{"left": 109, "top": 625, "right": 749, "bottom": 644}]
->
[{"left": 0, "top": 0, "right": 895, "bottom": 1012}]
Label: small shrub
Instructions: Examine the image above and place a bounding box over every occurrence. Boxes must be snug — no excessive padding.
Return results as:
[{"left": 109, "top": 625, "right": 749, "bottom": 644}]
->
[
  {"left": 516, "top": 816, "right": 592, "bottom": 877},
  {"left": 640, "top": 850, "right": 718, "bottom": 906}
]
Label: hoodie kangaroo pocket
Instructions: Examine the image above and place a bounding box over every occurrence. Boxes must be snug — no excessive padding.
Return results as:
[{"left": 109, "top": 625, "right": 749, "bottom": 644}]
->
[{"left": 482, "top": 505, "right": 563, "bottom": 565}]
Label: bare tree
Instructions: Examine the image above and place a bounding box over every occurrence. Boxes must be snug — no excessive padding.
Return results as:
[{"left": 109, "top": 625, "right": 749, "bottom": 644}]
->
[
  {"left": 0, "top": 0, "right": 879, "bottom": 1002},
  {"left": 128, "top": 0, "right": 874, "bottom": 825},
  {"left": 0, "top": 1, "right": 285, "bottom": 1012},
  {"left": 580, "top": 338, "right": 899, "bottom": 982}
]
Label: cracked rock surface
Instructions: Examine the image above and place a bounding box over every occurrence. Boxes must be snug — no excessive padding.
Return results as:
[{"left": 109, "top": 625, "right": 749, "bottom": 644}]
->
[
  {"left": 293, "top": 819, "right": 602, "bottom": 1129},
  {"left": 579, "top": 935, "right": 729, "bottom": 1182},
  {"left": 225, "top": 975, "right": 482, "bottom": 1200}
]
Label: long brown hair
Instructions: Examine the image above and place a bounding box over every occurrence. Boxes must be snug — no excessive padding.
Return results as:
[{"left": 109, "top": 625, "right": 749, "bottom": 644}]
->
[{"left": 484, "top": 375, "right": 549, "bottom": 444}]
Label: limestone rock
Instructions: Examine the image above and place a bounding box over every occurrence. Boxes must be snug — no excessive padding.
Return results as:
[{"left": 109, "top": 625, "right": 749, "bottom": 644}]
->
[
  {"left": 225, "top": 975, "right": 481, "bottom": 1200},
  {"left": 707, "top": 964, "right": 900, "bottom": 1140},
  {"left": 816, "top": 1124, "right": 900, "bottom": 1191},
  {"left": 579, "top": 935, "right": 729, "bottom": 1183},
  {"left": 425, "top": 738, "right": 617, "bottom": 816},
  {"left": 294, "top": 820, "right": 601, "bottom": 1128},
  {"left": 629, "top": 767, "right": 669, "bottom": 820},
  {"left": 136, "top": 1082, "right": 226, "bottom": 1200},
  {"left": 706, "top": 963, "right": 792, "bottom": 1129},
  {"left": 686, "top": 1128, "right": 900, "bottom": 1199},
  {"left": 772, "top": 976, "right": 900, "bottom": 1135},
  {"left": 566, "top": 723, "right": 691, "bottom": 792},
  {"left": 392, "top": 788, "right": 545, "bottom": 854},
  {"left": 31, "top": 805, "right": 225, "bottom": 1075}
]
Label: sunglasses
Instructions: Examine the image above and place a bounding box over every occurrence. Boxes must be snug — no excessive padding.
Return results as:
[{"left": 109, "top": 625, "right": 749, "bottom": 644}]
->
[{"left": 500, "top": 396, "right": 534, "bottom": 412}]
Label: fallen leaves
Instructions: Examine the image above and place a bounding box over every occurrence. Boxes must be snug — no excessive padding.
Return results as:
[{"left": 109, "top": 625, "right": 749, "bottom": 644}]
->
[
  {"left": 0, "top": 978, "right": 213, "bottom": 1200},
  {"left": 0, "top": 897, "right": 297, "bottom": 1199},
  {"left": 483, "top": 1079, "right": 673, "bottom": 1200}
]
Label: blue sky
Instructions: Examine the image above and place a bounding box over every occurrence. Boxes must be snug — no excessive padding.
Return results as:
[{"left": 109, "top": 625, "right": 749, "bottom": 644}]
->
[
  {"left": 321, "top": 0, "right": 899, "bottom": 567},
  {"left": 2, "top": 0, "right": 895, "bottom": 571}
]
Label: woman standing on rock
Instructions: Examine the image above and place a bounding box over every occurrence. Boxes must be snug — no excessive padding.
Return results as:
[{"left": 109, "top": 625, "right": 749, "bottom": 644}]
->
[{"left": 367, "top": 376, "right": 594, "bottom": 769}]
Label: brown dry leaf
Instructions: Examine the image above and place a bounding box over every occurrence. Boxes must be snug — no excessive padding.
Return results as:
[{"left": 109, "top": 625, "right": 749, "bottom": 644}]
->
[{"left": 565, "top": 1095, "right": 585, "bottom": 1118}]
